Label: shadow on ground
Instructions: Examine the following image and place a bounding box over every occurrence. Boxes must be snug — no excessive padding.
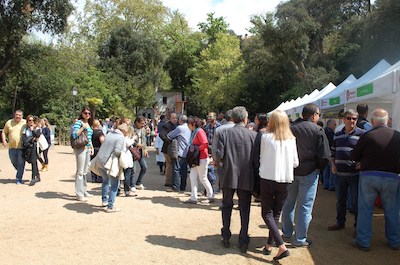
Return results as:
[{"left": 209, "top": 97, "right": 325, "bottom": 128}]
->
[
  {"left": 146, "top": 234, "right": 276, "bottom": 264},
  {"left": 136, "top": 195, "right": 222, "bottom": 211},
  {"left": 63, "top": 203, "right": 105, "bottom": 214}
]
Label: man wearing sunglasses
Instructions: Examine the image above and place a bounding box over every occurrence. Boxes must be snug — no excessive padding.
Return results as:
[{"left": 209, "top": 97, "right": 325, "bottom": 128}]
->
[
  {"left": 2, "top": 110, "right": 27, "bottom": 184},
  {"left": 328, "top": 109, "right": 365, "bottom": 236}
]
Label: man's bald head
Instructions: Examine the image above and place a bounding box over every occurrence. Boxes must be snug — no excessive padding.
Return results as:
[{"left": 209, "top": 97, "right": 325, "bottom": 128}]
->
[{"left": 371, "top": 108, "right": 389, "bottom": 127}]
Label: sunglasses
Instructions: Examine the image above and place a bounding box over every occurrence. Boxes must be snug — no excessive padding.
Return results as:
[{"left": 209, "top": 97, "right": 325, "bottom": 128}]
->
[
  {"left": 346, "top": 117, "right": 357, "bottom": 121},
  {"left": 83, "top": 112, "right": 91, "bottom": 115}
]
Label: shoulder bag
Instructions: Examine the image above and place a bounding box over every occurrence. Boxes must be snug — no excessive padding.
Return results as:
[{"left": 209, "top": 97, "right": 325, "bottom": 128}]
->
[
  {"left": 129, "top": 145, "right": 141, "bottom": 161},
  {"left": 71, "top": 130, "right": 89, "bottom": 149}
]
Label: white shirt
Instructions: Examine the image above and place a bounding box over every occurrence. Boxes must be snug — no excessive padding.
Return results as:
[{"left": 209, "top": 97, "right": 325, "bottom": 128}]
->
[{"left": 259, "top": 133, "right": 299, "bottom": 183}]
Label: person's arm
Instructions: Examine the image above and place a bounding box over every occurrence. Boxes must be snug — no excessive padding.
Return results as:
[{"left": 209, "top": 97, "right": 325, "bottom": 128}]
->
[
  {"left": 350, "top": 134, "right": 365, "bottom": 161},
  {"left": 99, "top": 133, "right": 105, "bottom": 144},
  {"left": 1, "top": 127, "right": 8, "bottom": 148},
  {"left": 363, "top": 122, "right": 373, "bottom": 132},
  {"left": 73, "top": 120, "right": 88, "bottom": 139},
  {"left": 159, "top": 123, "right": 170, "bottom": 142},
  {"left": 252, "top": 132, "right": 262, "bottom": 170},
  {"left": 32, "top": 128, "right": 41, "bottom": 138},
  {"left": 167, "top": 127, "right": 180, "bottom": 140},
  {"left": 317, "top": 129, "right": 330, "bottom": 170},
  {"left": 113, "top": 137, "right": 125, "bottom": 157},
  {"left": 215, "top": 131, "right": 225, "bottom": 162},
  {"left": 196, "top": 129, "right": 208, "bottom": 152},
  {"left": 293, "top": 138, "right": 299, "bottom": 168}
]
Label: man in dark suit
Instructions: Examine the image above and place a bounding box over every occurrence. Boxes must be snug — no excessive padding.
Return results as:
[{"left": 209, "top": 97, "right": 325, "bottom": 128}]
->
[{"left": 215, "top": 106, "right": 257, "bottom": 253}]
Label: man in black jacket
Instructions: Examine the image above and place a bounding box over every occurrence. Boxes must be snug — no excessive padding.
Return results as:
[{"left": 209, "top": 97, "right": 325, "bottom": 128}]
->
[
  {"left": 159, "top": 113, "right": 177, "bottom": 187},
  {"left": 281, "top": 103, "right": 330, "bottom": 247}
]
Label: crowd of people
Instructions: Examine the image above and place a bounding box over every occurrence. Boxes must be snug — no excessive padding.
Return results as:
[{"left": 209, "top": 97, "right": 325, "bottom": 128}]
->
[{"left": 2, "top": 103, "right": 400, "bottom": 260}]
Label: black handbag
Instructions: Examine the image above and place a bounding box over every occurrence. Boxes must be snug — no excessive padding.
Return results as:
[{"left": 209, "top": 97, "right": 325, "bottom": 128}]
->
[
  {"left": 70, "top": 130, "right": 89, "bottom": 149},
  {"left": 187, "top": 144, "right": 200, "bottom": 168}
]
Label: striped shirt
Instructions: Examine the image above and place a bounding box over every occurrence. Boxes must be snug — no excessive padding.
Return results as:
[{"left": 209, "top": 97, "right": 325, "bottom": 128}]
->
[
  {"left": 331, "top": 127, "right": 365, "bottom": 176},
  {"left": 73, "top": 120, "right": 93, "bottom": 147}
]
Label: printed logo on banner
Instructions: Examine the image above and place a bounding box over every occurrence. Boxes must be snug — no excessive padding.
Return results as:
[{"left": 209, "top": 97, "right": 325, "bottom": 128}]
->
[
  {"left": 321, "top": 99, "right": 328, "bottom": 108},
  {"left": 357, "top": 83, "right": 374, "bottom": 97},
  {"left": 346, "top": 89, "right": 356, "bottom": 101},
  {"left": 329, "top": 97, "right": 340, "bottom": 106}
]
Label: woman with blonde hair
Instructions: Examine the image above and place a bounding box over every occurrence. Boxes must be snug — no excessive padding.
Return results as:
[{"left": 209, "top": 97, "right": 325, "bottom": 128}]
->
[
  {"left": 257, "top": 110, "right": 299, "bottom": 261},
  {"left": 90, "top": 119, "right": 105, "bottom": 183},
  {"left": 38, "top": 118, "right": 51, "bottom": 171}
]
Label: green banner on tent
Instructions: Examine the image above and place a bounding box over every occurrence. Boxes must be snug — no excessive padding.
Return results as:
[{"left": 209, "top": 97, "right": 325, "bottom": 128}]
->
[
  {"left": 357, "top": 83, "right": 373, "bottom": 97},
  {"left": 329, "top": 97, "right": 340, "bottom": 106},
  {"left": 295, "top": 113, "right": 300, "bottom": 118}
]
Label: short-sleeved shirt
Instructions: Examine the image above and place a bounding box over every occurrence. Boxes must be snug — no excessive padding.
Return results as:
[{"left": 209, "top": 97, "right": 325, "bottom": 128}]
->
[
  {"left": 73, "top": 120, "right": 93, "bottom": 147},
  {"left": 3, "top": 119, "right": 26, "bottom": 148}
]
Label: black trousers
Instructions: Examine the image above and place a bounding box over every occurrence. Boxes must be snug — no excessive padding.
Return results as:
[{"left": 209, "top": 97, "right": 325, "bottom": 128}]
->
[
  {"left": 260, "top": 179, "right": 289, "bottom": 246},
  {"left": 221, "top": 188, "right": 252, "bottom": 245}
]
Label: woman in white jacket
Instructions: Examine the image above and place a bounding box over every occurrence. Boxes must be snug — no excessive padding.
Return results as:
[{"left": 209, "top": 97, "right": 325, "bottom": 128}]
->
[{"left": 258, "top": 110, "right": 299, "bottom": 261}]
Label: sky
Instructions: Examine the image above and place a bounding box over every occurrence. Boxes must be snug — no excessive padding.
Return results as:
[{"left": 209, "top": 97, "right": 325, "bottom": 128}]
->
[{"left": 160, "top": 0, "right": 285, "bottom": 35}]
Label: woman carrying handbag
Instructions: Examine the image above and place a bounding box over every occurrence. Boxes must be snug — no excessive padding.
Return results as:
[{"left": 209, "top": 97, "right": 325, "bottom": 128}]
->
[{"left": 72, "top": 106, "right": 94, "bottom": 202}]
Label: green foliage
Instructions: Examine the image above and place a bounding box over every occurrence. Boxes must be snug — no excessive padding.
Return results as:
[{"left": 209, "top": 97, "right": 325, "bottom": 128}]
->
[
  {"left": 189, "top": 33, "right": 244, "bottom": 115},
  {"left": 198, "top": 13, "right": 229, "bottom": 43},
  {"left": 0, "top": 0, "right": 74, "bottom": 76}
]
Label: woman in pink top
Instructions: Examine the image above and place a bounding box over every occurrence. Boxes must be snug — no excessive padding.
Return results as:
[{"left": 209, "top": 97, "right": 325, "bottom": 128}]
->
[{"left": 185, "top": 116, "right": 214, "bottom": 204}]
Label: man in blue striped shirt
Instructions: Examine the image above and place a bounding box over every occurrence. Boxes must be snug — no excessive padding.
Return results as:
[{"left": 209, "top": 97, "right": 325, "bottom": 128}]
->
[{"left": 328, "top": 109, "right": 365, "bottom": 234}]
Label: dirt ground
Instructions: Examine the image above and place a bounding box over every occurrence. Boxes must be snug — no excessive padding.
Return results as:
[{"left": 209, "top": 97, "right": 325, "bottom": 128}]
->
[{"left": 0, "top": 145, "right": 398, "bottom": 265}]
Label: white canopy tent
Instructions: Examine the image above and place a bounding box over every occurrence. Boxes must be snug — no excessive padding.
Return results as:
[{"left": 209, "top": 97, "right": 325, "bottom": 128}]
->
[
  {"left": 285, "top": 89, "right": 320, "bottom": 119},
  {"left": 318, "top": 59, "right": 391, "bottom": 115},
  {"left": 287, "top": 82, "right": 336, "bottom": 118},
  {"left": 345, "top": 60, "right": 400, "bottom": 130}
]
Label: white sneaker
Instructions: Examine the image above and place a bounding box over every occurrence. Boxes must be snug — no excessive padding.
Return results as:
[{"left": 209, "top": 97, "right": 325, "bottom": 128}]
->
[
  {"left": 76, "top": 196, "right": 88, "bottom": 202},
  {"left": 84, "top": 192, "right": 94, "bottom": 198},
  {"left": 130, "top": 187, "right": 137, "bottom": 192},
  {"left": 135, "top": 184, "right": 145, "bottom": 190},
  {"left": 102, "top": 202, "right": 108, "bottom": 207}
]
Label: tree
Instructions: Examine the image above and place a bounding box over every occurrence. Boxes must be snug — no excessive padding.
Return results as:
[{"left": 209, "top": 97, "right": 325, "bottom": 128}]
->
[
  {"left": 198, "top": 13, "right": 229, "bottom": 43},
  {"left": 98, "top": 23, "right": 165, "bottom": 110},
  {"left": 0, "top": 0, "right": 74, "bottom": 77},
  {"left": 189, "top": 33, "right": 244, "bottom": 115},
  {"left": 162, "top": 11, "right": 203, "bottom": 92}
]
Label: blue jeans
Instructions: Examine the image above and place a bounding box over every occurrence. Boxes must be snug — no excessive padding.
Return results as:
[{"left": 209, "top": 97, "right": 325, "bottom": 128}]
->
[
  {"left": 100, "top": 168, "right": 120, "bottom": 209},
  {"left": 282, "top": 170, "right": 319, "bottom": 245},
  {"left": 9, "top": 148, "right": 26, "bottom": 182},
  {"left": 74, "top": 147, "right": 90, "bottom": 198},
  {"left": 123, "top": 167, "right": 134, "bottom": 193},
  {"left": 172, "top": 157, "right": 188, "bottom": 191},
  {"left": 356, "top": 172, "right": 400, "bottom": 248},
  {"left": 323, "top": 162, "right": 336, "bottom": 190},
  {"left": 335, "top": 175, "right": 358, "bottom": 227},
  {"left": 135, "top": 156, "right": 147, "bottom": 185}
]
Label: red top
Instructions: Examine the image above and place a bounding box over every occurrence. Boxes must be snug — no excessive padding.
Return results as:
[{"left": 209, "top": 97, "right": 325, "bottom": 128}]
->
[{"left": 192, "top": 128, "right": 208, "bottom": 159}]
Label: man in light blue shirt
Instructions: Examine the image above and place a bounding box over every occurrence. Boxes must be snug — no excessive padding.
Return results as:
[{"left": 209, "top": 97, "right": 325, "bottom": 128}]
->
[{"left": 167, "top": 115, "right": 191, "bottom": 191}]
